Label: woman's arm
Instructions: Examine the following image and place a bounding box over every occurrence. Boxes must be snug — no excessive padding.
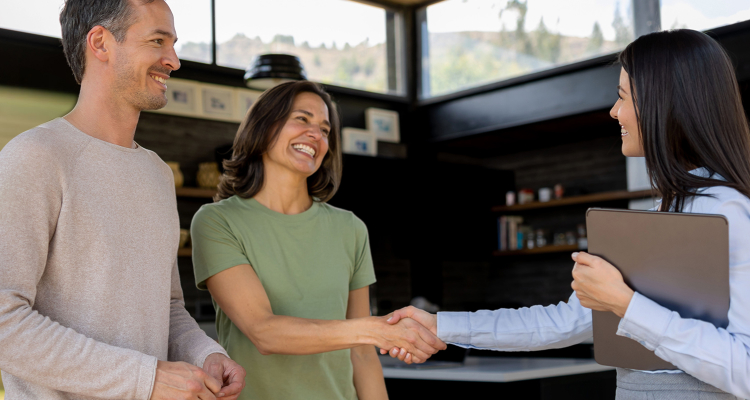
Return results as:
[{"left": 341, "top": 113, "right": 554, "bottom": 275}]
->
[
  {"left": 206, "top": 263, "right": 445, "bottom": 361},
  {"left": 385, "top": 292, "right": 593, "bottom": 355},
  {"left": 347, "top": 287, "right": 388, "bottom": 400}
]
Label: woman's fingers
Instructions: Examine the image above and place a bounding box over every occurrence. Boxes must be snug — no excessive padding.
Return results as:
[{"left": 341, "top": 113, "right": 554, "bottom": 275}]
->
[
  {"left": 386, "top": 306, "right": 419, "bottom": 324},
  {"left": 572, "top": 251, "right": 600, "bottom": 267}
]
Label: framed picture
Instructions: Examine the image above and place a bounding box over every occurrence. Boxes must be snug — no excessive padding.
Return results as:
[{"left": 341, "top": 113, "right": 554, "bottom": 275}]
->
[
  {"left": 160, "top": 78, "right": 199, "bottom": 116},
  {"left": 342, "top": 128, "right": 377, "bottom": 157},
  {"left": 202, "top": 85, "right": 234, "bottom": 119},
  {"left": 365, "top": 108, "right": 400, "bottom": 143},
  {"left": 235, "top": 89, "right": 262, "bottom": 120}
]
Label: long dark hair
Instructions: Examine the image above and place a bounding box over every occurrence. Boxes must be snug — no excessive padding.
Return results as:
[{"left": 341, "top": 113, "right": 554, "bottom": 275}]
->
[
  {"left": 215, "top": 81, "right": 342, "bottom": 202},
  {"left": 619, "top": 29, "right": 750, "bottom": 211}
]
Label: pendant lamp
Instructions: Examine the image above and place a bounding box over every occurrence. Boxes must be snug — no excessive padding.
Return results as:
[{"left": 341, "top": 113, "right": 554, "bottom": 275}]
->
[{"left": 244, "top": 54, "right": 307, "bottom": 90}]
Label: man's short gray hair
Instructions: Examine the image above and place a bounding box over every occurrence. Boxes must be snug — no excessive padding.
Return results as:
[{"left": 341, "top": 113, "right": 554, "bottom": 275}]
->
[{"left": 60, "top": 0, "right": 155, "bottom": 84}]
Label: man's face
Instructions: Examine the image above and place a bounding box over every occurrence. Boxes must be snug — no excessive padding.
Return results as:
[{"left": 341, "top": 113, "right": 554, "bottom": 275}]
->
[{"left": 111, "top": 0, "right": 180, "bottom": 111}]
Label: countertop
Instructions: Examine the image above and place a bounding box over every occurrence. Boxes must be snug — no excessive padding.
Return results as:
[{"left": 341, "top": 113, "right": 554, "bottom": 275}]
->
[{"left": 380, "top": 355, "right": 614, "bottom": 383}]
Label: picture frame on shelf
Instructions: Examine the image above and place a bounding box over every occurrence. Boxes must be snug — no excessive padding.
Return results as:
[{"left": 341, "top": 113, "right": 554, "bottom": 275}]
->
[
  {"left": 342, "top": 128, "right": 377, "bottom": 157},
  {"left": 160, "top": 78, "right": 199, "bottom": 116},
  {"left": 365, "top": 107, "right": 400, "bottom": 143},
  {"left": 201, "top": 85, "right": 234, "bottom": 119},
  {"left": 235, "top": 89, "right": 262, "bottom": 120}
]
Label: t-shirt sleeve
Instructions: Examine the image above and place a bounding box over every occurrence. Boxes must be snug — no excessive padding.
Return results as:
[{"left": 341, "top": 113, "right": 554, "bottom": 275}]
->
[
  {"left": 349, "top": 216, "right": 377, "bottom": 291},
  {"left": 191, "top": 205, "right": 251, "bottom": 290}
]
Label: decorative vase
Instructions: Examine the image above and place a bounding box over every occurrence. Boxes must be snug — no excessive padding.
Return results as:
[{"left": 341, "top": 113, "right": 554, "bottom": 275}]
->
[
  {"left": 166, "top": 161, "right": 184, "bottom": 188},
  {"left": 197, "top": 162, "right": 221, "bottom": 189},
  {"left": 179, "top": 229, "right": 190, "bottom": 249}
]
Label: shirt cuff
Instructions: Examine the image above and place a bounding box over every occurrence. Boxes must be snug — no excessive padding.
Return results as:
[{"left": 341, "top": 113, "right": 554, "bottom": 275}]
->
[
  {"left": 195, "top": 346, "right": 230, "bottom": 369},
  {"left": 137, "top": 354, "right": 158, "bottom": 400},
  {"left": 616, "top": 291, "right": 673, "bottom": 351},
  {"left": 437, "top": 312, "right": 471, "bottom": 345}
]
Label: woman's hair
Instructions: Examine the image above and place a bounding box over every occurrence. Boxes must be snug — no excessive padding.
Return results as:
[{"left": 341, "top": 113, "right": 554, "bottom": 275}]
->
[
  {"left": 215, "top": 81, "right": 342, "bottom": 202},
  {"left": 618, "top": 29, "right": 750, "bottom": 211}
]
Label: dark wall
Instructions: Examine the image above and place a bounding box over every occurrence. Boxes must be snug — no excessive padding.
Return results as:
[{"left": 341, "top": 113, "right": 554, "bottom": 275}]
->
[{"left": 438, "top": 136, "right": 627, "bottom": 311}]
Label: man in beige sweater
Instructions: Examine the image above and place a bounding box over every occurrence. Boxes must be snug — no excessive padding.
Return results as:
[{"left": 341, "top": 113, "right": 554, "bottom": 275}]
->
[{"left": 0, "top": 1, "right": 245, "bottom": 399}]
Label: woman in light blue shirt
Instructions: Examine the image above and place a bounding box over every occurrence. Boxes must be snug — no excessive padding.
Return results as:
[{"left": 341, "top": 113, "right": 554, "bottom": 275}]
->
[{"left": 384, "top": 29, "right": 750, "bottom": 399}]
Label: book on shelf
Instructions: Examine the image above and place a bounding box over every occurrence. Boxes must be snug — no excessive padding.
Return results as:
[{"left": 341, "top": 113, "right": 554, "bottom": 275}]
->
[{"left": 498, "top": 215, "right": 524, "bottom": 251}]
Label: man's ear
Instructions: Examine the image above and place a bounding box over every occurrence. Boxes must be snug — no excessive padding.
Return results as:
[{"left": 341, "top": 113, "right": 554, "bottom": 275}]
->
[{"left": 86, "top": 25, "right": 111, "bottom": 62}]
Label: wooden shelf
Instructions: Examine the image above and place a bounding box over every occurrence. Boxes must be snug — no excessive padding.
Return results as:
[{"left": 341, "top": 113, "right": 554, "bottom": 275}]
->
[
  {"left": 176, "top": 187, "right": 216, "bottom": 199},
  {"left": 177, "top": 247, "right": 192, "bottom": 257},
  {"left": 491, "top": 189, "right": 654, "bottom": 212},
  {"left": 493, "top": 244, "right": 585, "bottom": 256}
]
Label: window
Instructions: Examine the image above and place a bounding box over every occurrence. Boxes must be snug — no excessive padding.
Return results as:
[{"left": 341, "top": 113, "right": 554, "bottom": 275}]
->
[
  {"left": 170, "top": 0, "right": 213, "bottom": 63},
  {"left": 0, "top": 0, "right": 65, "bottom": 38},
  {"left": 0, "top": 0, "right": 212, "bottom": 63},
  {"left": 661, "top": 0, "right": 750, "bottom": 31},
  {"left": 215, "top": 0, "right": 399, "bottom": 94},
  {"left": 421, "top": 0, "right": 635, "bottom": 98}
]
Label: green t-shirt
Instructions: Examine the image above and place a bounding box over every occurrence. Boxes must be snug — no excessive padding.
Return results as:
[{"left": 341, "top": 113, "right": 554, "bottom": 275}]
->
[{"left": 191, "top": 196, "right": 376, "bottom": 400}]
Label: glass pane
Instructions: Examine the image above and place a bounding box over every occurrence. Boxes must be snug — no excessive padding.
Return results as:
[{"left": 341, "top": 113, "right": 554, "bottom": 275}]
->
[
  {"left": 424, "top": 0, "right": 635, "bottom": 98},
  {"left": 0, "top": 0, "right": 212, "bottom": 64},
  {"left": 170, "top": 0, "right": 213, "bottom": 64},
  {"left": 661, "top": 0, "right": 750, "bottom": 31},
  {"left": 216, "top": 0, "right": 391, "bottom": 94},
  {"left": 0, "top": 0, "right": 65, "bottom": 38}
]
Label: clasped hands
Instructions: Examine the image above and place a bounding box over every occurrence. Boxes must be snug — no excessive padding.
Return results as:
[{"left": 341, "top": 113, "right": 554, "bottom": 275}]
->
[
  {"left": 150, "top": 353, "right": 246, "bottom": 400},
  {"left": 377, "top": 306, "right": 442, "bottom": 364},
  {"left": 380, "top": 252, "right": 637, "bottom": 363}
]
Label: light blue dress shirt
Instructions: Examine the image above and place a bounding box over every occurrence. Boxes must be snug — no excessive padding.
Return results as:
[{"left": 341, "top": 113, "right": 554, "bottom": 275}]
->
[{"left": 437, "top": 168, "right": 750, "bottom": 398}]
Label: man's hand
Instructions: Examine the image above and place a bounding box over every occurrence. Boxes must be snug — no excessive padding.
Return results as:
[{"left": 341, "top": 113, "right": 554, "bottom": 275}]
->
[
  {"left": 203, "top": 353, "right": 247, "bottom": 400},
  {"left": 368, "top": 315, "right": 446, "bottom": 364},
  {"left": 571, "top": 251, "right": 635, "bottom": 318},
  {"left": 379, "top": 306, "right": 439, "bottom": 363},
  {"left": 150, "top": 360, "right": 222, "bottom": 400}
]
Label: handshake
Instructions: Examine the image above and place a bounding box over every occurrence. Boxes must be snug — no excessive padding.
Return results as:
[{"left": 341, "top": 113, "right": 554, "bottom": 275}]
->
[{"left": 373, "top": 306, "right": 444, "bottom": 364}]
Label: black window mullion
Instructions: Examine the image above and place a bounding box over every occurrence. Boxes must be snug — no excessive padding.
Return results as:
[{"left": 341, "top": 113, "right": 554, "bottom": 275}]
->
[
  {"left": 211, "top": 0, "right": 217, "bottom": 65},
  {"left": 386, "top": 11, "right": 398, "bottom": 93}
]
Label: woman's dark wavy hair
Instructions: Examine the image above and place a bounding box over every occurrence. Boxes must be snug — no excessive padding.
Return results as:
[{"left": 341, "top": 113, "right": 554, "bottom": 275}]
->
[
  {"left": 215, "top": 81, "right": 342, "bottom": 202},
  {"left": 619, "top": 29, "right": 750, "bottom": 212}
]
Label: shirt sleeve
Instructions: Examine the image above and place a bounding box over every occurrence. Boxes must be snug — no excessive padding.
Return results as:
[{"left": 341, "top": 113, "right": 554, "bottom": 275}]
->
[
  {"left": 0, "top": 135, "right": 157, "bottom": 400},
  {"left": 617, "top": 198, "right": 750, "bottom": 398},
  {"left": 166, "top": 259, "right": 228, "bottom": 367},
  {"left": 191, "top": 205, "right": 252, "bottom": 290},
  {"left": 437, "top": 292, "right": 593, "bottom": 351},
  {"left": 349, "top": 216, "right": 376, "bottom": 291}
]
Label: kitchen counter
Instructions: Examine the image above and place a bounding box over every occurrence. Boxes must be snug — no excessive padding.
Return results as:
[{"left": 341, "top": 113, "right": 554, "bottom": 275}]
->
[{"left": 380, "top": 355, "right": 614, "bottom": 383}]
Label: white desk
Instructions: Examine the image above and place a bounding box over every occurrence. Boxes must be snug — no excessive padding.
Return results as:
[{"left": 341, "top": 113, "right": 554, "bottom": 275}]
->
[{"left": 380, "top": 355, "right": 614, "bottom": 383}]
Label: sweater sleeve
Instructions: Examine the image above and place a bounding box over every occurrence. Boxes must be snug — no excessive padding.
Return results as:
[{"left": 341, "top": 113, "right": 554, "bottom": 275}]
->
[
  {"left": 167, "top": 258, "right": 229, "bottom": 366},
  {"left": 0, "top": 134, "right": 157, "bottom": 400}
]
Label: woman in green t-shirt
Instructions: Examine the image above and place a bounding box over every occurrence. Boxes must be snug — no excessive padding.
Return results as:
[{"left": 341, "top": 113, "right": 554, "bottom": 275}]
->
[{"left": 191, "top": 81, "right": 445, "bottom": 400}]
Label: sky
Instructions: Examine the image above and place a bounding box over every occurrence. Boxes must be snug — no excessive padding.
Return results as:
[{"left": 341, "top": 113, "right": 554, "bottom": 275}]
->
[
  {"left": 1, "top": 0, "right": 748, "bottom": 48},
  {"left": 426, "top": 0, "right": 750, "bottom": 40},
  {"left": 0, "top": 0, "right": 387, "bottom": 50}
]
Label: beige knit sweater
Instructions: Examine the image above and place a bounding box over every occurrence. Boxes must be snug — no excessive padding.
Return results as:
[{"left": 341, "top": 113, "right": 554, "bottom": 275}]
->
[{"left": 0, "top": 118, "right": 227, "bottom": 399}]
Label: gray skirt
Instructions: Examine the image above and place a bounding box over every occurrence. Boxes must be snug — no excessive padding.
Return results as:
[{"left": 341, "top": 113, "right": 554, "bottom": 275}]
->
[{"left": 615, "top": 368, "right": 741, "bottom": 400}]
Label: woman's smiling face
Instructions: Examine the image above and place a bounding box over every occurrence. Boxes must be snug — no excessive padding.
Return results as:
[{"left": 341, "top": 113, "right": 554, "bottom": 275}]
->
[
  {"left": 264, "top": 92, "right": 331, "bottom": 177},
  {"left": 610, "top": 68, "right": 645, "bottom": 157}
]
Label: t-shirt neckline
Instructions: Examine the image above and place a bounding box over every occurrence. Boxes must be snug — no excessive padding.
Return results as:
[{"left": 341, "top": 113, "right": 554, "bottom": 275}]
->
[{"left": 242, "top": 197, "right": 321, "bottom": 223}]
